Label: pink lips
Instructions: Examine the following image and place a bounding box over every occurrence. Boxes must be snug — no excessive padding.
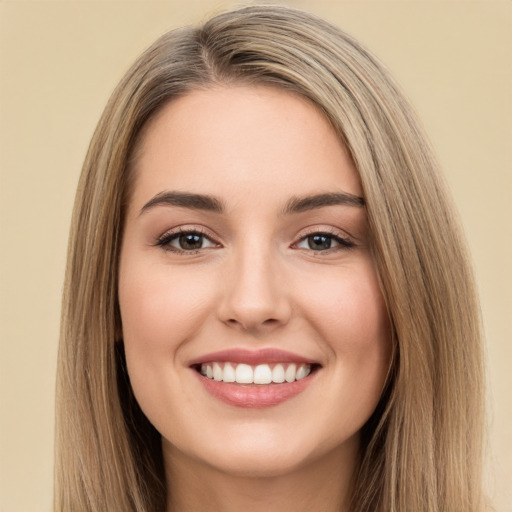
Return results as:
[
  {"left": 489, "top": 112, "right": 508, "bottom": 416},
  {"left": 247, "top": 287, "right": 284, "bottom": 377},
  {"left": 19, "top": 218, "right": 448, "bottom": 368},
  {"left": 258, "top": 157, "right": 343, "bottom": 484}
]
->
[
  {"left": 189, "top": 348, "right": 319, "bottom": 408},
  {"left": 188, "top": 348, "right": 316, "bottom": 366}
]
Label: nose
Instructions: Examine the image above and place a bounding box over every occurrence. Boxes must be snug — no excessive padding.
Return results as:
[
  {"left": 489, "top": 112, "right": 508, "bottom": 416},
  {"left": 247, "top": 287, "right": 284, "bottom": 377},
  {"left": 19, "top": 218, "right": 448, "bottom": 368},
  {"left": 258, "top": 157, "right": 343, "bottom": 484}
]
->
[{"left": 217, "top": 244, "right": 292, "bottom": 334}]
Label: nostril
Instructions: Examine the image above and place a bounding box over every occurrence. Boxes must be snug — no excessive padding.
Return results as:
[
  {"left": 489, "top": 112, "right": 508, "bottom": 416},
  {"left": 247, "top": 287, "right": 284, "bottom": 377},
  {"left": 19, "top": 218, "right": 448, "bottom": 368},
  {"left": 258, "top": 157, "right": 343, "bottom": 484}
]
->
[{"left": 226, "top": 317, "right": 281, "bottom": 330}]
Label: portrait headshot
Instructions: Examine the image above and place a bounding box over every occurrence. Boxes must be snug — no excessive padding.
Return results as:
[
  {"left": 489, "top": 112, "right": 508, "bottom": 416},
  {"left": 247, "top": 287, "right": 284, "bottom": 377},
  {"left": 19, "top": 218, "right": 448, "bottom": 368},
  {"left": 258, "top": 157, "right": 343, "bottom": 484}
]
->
[{"left": 0, "top": 1, "right": 510, "bottom": 511}]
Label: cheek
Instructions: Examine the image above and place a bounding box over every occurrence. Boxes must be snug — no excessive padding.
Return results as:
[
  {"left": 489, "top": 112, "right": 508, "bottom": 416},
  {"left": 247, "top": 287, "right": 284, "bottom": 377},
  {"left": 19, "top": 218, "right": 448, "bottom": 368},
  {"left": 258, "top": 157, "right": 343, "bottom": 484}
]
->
[
  {"left": 117, "top": 257, "right": 220, "bottom": 434},
  {"left": 117, "top": 257, "right": 216, "bottom": 406},
  {"left": 300, "top": 258, "right": 391, "bottom": 388},
  {"left": 119, "top": 260, "right": 211, "bottom": 350},
  {"left": 305, "top": 259, "right": 389, "bottom": 341},
  {"left": 344, "top": 278, "right": 390, "bottom": 371},
  {"left": 311, "top": 263, "right": 392, "bottom": 435}
]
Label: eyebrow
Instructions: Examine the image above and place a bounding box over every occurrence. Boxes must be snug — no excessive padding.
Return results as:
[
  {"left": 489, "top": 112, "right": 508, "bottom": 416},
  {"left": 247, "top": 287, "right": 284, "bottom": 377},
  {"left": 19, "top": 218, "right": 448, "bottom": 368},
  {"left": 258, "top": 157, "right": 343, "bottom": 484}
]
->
[
  {"left": 138, "top": 190, "right": 365, "bottom": 217},
  {"left": 139, "top": 191, "right": 224, "bottom": 216},
  {"left": 282, "top": 192, "right": 365, "bottom": 214}
]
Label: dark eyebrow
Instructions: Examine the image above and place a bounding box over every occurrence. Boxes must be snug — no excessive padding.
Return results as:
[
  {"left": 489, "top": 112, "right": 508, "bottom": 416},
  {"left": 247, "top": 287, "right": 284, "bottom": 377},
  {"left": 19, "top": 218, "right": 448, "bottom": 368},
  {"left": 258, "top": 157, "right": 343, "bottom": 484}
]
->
[
  {"left": 139, "top": 191, "right": 224, "bottom": 216},
  {"left": 283, "top": 192, "right": 365, "bottom": 214}
]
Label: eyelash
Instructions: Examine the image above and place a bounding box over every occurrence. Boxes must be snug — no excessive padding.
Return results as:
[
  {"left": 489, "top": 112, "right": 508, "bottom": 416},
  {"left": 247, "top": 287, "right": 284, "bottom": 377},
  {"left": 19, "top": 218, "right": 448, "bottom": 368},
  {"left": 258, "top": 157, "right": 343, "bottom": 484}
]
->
[
  {"left": 293, "top": 228, "right": 355, "bottom": 253},
  {"left": 155, "top": 227, "right": 218, "bottom": 254},
  {"left": 155, "top": 227, "right": 355, "bottom": 255}
]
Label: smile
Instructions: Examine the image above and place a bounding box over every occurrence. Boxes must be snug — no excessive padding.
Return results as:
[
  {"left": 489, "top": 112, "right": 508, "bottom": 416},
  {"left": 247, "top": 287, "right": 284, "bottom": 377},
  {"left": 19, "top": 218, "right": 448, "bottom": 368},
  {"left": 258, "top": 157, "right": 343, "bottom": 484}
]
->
[
  {"left": 199, "top": 362, "right": 312, "bottom": 384},
  {"left": 190, "top": 349, "right": 320, "bottom": 408}
]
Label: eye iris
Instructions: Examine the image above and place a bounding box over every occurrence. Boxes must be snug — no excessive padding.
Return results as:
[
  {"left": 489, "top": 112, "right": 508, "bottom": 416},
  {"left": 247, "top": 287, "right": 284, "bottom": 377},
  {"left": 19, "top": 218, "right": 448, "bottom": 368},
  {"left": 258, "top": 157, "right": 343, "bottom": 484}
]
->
[
  {"left": 179, "top": 234, "right": 203, "bottom": 250},
  {"left": 308, "top": 234, "right": 331, "bottom": 250}
]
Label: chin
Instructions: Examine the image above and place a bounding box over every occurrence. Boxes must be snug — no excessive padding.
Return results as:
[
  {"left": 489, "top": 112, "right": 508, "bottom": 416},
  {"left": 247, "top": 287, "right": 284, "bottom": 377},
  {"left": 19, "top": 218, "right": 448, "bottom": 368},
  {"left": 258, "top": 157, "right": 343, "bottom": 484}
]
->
[
  {"left": 207, "top": 445, "right": 312, "bottom": 478},
  {"left": 164, "top": 423, "right": 357, "bottom": 480}
]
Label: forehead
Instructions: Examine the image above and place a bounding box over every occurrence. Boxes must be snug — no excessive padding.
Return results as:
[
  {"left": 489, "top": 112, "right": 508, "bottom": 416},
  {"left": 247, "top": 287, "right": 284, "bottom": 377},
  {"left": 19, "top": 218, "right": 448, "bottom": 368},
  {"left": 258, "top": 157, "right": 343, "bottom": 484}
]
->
[{"left": 130, "top": 85, "right": 362, "bottom": 211}]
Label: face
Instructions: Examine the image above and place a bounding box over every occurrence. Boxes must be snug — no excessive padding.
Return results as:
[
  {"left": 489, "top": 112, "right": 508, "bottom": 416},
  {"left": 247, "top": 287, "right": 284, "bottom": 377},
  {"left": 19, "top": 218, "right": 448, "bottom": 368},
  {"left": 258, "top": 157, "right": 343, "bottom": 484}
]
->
[{"left": 118, "top": 85, "right": 391, "bottom": 478}]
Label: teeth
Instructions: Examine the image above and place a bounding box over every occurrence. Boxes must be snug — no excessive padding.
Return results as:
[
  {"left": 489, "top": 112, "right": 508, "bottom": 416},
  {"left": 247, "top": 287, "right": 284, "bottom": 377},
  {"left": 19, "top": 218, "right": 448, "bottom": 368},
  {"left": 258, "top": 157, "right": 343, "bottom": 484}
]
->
[
  {"left": 213, "top": 362, "right": 223, "bottom": 381},
  {"left": 235, "top": 363, "right": 253, "bottom": 384},
  {"left": 199, "top": 362, "right": 313, "bottom": 384},
  {"left": 296, "top": 364, "right": 311, "bottom": 380},
  {"left": 272, "top": 364, "right": 285, "bottom": 383},
  {"left": 253, "top": 364, "right": 272, "bottom": 384},
  {"left": 285, "top": 363, "right": 296, "bottom": 383},
  {"left": 223, "top": 362, "right": 236, "bottom": 383}
]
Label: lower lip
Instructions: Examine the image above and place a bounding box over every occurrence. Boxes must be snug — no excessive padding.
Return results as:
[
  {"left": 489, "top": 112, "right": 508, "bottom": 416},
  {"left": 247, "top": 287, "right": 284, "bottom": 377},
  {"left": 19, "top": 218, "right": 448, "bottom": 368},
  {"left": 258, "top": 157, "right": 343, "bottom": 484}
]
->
[{"left": 194, "top": 371, "right": 316, "bottom": 408}]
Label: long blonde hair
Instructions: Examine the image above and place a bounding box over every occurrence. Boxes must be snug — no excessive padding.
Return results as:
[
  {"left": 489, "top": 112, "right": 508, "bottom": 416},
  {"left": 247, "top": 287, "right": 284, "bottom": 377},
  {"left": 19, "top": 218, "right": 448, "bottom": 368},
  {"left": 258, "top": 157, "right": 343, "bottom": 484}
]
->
[{"left": 55, "top": 5, "right": 486, "bottom": 511}]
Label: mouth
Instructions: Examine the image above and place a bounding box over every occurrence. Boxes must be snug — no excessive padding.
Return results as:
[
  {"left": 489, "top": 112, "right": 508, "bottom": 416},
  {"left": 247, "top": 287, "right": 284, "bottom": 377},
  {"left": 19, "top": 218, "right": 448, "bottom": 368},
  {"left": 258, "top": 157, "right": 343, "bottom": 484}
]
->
[
  {"left": 195, "top": 361, "right": 317, "bottom": 384},
  {"left": 189, "top": 349, "right": 321, "bottom": 408}
]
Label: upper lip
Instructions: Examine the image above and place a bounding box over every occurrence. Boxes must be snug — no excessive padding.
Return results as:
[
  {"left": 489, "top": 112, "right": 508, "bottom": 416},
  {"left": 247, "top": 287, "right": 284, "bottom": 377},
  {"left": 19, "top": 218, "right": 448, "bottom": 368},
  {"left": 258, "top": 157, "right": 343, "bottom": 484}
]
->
[{"left": 188, "top": 348, "right": 319, "bottom": 367}]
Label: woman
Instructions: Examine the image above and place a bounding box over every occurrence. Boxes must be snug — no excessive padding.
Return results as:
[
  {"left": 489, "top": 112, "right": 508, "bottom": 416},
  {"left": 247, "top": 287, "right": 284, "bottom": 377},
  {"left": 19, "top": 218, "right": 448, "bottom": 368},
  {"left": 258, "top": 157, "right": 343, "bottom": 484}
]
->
[{"left": 55, "top": 4, "right": 487, "bottom": 511}]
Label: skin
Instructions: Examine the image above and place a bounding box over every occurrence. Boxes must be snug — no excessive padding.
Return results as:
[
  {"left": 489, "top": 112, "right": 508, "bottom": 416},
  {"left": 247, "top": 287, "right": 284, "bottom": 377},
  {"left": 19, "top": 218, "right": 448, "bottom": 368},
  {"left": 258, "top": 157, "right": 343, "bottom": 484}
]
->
[{"left": 118, "top": 85, "right": 391, "bottom": 512}]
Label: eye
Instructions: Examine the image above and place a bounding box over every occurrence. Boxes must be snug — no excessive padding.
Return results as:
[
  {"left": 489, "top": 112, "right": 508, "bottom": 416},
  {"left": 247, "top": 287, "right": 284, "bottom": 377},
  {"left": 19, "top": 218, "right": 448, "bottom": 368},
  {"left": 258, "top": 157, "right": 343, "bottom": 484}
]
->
[
  {"left": 156, "top": 229, "right": 218, "bottom": 253},
  {"left": 295, "top": 232, "right": 354, "bottom": 252}
]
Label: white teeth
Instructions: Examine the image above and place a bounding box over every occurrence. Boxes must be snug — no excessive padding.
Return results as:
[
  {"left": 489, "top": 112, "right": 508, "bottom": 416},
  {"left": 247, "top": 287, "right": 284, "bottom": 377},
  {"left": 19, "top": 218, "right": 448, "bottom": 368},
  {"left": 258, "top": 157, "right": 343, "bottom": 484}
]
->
[
  {"left": 223, "top": 362, "right": 236, "bottom": 383},
  {"left": 200, "top": 361, "right": 313, "bottom": 384},
  {"left": 272, "top": 364, "right": 285, "bottom": 383},
  {"left": 285, "top": 363, "right": 297, "bottom": 383},
  {"left": 253, "top": 364, "right": 272, "bottom": 384},
  {"left": 235, "top": 363, "right": 253, "bottom": 384},
  {"left": 296, "top": 364, "right": 311, "bottom": 380},
  {"left": 213, "top": 362, "right": 223, "bottom": 381}
]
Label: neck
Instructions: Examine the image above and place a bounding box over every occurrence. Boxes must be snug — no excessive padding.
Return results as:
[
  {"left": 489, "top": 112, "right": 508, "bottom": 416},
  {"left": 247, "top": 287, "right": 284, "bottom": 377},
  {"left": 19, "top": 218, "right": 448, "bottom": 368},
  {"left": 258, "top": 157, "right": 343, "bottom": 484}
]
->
[{"left": 163, "top": 438, "right": 359, "bottom": 512}]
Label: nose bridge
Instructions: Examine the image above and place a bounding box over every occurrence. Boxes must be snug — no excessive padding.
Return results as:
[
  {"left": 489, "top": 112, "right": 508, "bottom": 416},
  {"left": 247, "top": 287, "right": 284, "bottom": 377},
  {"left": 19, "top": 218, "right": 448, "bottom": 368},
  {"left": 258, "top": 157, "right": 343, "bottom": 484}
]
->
[{"left": 218, "top": 237, "right": 290, "bottom": 331}]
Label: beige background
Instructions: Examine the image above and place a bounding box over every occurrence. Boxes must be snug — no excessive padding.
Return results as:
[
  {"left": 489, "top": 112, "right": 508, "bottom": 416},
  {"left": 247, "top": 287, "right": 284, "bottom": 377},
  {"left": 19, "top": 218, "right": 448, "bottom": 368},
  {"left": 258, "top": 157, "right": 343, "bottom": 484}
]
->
[{"left": 0, "top": 1, "right": 510, "bottom": 510}]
